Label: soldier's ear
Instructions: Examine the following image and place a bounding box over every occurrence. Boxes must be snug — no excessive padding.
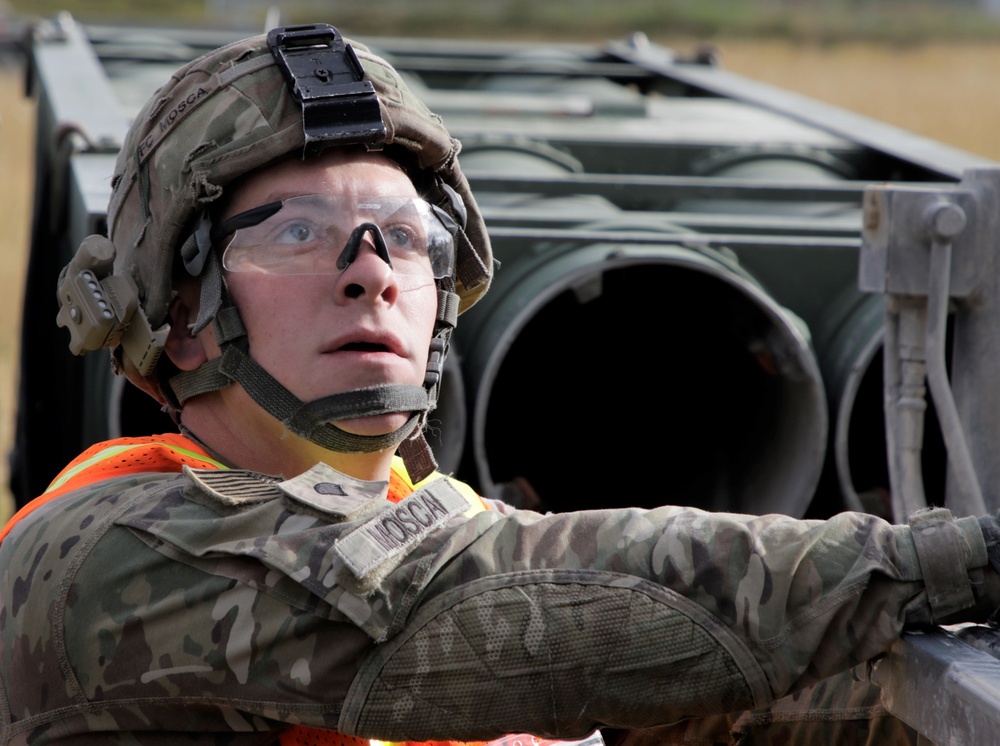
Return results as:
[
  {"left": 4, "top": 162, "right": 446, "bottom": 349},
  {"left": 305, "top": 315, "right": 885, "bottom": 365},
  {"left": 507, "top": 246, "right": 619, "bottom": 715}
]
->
[{"left": 163, "top": 282, "right": 211, "bottom": 371}]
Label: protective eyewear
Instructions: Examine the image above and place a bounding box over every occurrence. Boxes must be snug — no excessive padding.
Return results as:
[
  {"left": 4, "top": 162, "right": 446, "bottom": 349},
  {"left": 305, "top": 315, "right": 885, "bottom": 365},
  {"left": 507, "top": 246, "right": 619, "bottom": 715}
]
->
[{"left": 216, "top": 194, "right": 456, "bottom": 285}]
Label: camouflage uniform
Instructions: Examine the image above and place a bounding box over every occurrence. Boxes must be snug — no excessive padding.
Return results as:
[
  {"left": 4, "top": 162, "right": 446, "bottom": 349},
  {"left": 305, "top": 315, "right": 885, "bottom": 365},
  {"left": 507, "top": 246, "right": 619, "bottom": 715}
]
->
[
  {"left": 614, "top": 669, "right": 917, "bottom": 745},
  {"left": 9, "top": 25, "right": 998, "bottom": 746},
  {"left": 1, "top": 455, "right": 996, "bottom": 744}
]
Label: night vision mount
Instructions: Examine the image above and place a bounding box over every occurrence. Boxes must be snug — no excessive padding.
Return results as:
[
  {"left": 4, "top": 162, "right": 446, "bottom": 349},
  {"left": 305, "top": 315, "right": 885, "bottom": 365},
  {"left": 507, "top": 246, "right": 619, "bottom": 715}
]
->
[{"left": 267, "top": 23, "right": 387, "bottom": 153}]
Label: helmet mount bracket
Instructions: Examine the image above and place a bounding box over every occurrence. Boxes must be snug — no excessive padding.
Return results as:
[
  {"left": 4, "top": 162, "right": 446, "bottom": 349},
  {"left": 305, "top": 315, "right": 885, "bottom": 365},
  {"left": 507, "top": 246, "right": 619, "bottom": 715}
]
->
[{"left": 266, "top": 24, "right": 387, "bottom": 153}]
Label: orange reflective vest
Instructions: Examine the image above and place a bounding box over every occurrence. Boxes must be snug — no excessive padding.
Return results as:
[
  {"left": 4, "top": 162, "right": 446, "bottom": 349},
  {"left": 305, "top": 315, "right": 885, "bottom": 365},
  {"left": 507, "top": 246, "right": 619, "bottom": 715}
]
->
[
  {"left": 2, "top": 434, "right": 588, "bottom": 746},
  {"left": 0, "top": 433, "right": 225, "bottom": 545}
]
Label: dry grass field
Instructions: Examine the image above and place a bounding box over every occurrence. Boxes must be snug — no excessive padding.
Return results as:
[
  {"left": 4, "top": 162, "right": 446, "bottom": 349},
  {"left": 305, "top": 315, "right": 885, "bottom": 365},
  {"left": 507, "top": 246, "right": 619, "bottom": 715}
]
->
[
  {"left": 720, "top": 39, "right": 1000, "bottom": 162},
  {"left": 0, "top": 64, "right": 33, "bottom": 523},
  {"left": 1, "top": 38, "right": 999, "bottom": 521}
]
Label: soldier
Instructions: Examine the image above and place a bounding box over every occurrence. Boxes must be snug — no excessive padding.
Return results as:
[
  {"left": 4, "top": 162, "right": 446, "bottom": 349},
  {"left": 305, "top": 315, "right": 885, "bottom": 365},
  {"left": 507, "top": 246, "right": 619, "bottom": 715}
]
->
[{"left": 2, "top": 22, "right": 999, "bottom": 746}]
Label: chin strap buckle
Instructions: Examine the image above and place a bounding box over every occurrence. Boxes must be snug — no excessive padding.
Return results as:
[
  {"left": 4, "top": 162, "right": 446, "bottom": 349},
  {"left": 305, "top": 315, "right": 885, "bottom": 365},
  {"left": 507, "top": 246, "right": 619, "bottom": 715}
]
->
[
  {"left": 267, "top": 23, "right": 386, "bottom": 152},
  {"left": 425, "top": 337, "right": 447, "bottom": 389}
]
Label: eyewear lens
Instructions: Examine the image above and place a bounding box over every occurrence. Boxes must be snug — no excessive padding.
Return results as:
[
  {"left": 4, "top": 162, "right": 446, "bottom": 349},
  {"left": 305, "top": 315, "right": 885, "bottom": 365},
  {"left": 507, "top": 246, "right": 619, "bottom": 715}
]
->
[{"left": 220, "top": 194, "right": 455, "bottom": 283}]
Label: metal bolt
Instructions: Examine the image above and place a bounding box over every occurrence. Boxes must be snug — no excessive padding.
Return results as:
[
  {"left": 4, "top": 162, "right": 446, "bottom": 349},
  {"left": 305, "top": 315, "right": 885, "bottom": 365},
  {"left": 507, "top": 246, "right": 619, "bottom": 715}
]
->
[{"left": 926, "top": 201, "right": 966, "bottom": 241}]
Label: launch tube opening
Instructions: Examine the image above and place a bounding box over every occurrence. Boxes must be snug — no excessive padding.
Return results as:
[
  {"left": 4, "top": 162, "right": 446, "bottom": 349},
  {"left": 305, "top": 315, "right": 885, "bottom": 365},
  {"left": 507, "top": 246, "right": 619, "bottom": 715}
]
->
[{"left": 460, "top": 245, "right": 828, "bottom": 517}]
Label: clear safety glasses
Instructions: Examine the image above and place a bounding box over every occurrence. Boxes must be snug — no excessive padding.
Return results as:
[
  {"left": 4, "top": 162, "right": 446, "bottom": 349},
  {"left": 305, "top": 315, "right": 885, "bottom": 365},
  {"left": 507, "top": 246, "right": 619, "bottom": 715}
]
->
[{"left": 217, "top": 194, "right": 456, "bottom": 286}]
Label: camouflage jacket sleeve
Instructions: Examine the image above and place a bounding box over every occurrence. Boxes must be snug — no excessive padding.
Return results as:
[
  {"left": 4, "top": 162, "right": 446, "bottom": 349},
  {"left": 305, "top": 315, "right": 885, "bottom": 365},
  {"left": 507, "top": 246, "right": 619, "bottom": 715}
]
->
[{"left": 2, "top": 463, "right": 996, "bottom": 744}]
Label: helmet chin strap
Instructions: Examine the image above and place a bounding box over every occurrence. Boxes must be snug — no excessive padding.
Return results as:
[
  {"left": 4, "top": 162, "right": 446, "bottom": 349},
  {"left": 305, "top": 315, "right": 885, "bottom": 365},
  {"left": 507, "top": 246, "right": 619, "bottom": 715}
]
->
[
  {"left": 168, "top": 247, "right": 459, "bottom": 481},
  {"left": 170, "top": 302, "right": 432, "bottom": 452}
]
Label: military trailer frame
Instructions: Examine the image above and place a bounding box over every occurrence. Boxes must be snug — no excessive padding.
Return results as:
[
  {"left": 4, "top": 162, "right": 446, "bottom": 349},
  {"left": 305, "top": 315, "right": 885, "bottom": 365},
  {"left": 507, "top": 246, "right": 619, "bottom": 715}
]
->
[{"left": 12, "top": 14, "right": 1000, "bottom": 743}]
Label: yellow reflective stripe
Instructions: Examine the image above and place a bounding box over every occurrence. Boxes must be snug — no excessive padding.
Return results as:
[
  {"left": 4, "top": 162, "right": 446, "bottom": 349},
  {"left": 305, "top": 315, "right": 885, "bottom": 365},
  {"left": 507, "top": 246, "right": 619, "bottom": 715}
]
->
[
  {"left": 391, "top": 455, "right": 488, "bottom": 518},
  {"left": 155, "top": 443, "right": 227, "bottom": 469},
  {"left": 44, "top": 442, "right": 227, "bottom": 494},
  {"left": 45, "top": 445, "right": 139, "bottom": 493}
]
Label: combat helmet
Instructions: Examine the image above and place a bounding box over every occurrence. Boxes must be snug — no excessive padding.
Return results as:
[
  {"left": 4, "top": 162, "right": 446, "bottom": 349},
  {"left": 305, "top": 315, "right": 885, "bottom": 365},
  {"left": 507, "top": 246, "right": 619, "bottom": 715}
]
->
[{"left": 55, "top": 23, "right": 493, "bottom": 481}]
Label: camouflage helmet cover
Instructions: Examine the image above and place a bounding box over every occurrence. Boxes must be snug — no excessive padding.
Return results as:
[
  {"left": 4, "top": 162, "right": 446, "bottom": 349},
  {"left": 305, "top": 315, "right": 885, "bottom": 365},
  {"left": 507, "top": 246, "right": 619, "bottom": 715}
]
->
[{"left": 107, "top": 26, "right": 492, "bottom": 341}]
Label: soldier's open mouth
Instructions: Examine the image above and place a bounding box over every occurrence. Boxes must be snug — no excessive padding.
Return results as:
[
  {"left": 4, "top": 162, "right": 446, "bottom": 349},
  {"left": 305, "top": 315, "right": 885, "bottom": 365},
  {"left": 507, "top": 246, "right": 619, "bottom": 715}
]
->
[{"left": 340, "top": 342, "right": 389, "bottom": 352}]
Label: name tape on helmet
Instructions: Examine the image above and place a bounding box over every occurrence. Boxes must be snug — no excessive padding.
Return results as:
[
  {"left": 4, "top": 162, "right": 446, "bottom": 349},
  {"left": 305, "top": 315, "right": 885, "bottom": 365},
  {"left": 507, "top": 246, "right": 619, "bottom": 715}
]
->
[
  {"left": 136, "top": 80, "right": 219, "bottom": 165},
  {"left": 134, "top": 49, "right": 276, "bottom": 166}
]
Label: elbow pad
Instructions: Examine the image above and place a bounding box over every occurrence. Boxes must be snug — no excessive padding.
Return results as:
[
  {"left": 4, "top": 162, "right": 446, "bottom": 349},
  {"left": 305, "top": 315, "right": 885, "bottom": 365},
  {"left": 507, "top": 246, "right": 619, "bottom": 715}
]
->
[{"left": 339, "top": 571, "right": 764, "bottom": 742}]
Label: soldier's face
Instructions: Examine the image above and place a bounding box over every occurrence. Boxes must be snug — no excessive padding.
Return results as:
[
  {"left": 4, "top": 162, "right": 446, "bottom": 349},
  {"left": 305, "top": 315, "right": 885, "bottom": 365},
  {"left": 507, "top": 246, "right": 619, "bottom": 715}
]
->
[{"left": 220, "top": 150, "right": 439, "bottom": 436}]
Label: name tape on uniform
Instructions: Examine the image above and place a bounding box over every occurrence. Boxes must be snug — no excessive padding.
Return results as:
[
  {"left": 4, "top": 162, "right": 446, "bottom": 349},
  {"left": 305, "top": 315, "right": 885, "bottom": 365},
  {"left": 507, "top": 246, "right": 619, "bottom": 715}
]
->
[{"left": 335, "top": 479, "right": 469, "bottom": 580}]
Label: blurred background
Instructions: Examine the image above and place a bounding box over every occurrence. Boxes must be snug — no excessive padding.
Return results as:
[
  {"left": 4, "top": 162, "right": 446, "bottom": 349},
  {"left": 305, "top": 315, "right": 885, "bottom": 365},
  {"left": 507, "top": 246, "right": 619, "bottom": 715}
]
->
[{"left": 3, "top": 0, "right": 1000, "bottom": 521}]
